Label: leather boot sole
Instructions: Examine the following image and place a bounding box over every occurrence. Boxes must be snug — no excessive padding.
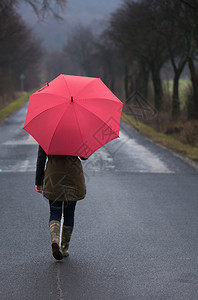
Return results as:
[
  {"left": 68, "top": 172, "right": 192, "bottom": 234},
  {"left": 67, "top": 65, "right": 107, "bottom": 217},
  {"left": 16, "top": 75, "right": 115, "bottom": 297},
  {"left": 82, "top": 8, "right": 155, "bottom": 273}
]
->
[{"left": 52, "top": 243, "right": 63, "bottom": 260}]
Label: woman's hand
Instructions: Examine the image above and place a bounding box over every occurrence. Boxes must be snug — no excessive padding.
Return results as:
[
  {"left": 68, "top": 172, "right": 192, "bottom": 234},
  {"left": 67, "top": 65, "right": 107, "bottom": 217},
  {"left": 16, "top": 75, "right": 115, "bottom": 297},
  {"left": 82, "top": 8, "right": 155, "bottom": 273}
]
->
[{"left": 35, "top": 185, "right": 43, "bottom": 194}]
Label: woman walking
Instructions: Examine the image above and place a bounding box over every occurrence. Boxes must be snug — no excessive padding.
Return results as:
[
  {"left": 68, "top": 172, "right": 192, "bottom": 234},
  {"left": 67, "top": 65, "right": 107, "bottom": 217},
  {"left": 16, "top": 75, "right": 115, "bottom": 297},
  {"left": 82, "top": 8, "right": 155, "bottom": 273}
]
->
[{"left": 35, "top": 145, "right": 87, "bottom": 260}]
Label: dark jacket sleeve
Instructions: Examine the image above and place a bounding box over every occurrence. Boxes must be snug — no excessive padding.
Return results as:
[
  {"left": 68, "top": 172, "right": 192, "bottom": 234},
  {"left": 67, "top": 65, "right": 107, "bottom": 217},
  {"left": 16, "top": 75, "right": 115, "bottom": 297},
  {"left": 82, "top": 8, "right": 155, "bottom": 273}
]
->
[{"left": 35, "top": 145, "right": 47, "bottom": 185}]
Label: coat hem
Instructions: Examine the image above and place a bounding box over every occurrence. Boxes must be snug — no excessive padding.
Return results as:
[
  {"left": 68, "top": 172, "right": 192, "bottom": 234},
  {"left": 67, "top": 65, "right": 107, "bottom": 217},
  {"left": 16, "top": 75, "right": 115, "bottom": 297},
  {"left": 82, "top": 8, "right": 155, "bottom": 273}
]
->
[{"left": 42, "top": 195, "right": 86, "bottom": 202}]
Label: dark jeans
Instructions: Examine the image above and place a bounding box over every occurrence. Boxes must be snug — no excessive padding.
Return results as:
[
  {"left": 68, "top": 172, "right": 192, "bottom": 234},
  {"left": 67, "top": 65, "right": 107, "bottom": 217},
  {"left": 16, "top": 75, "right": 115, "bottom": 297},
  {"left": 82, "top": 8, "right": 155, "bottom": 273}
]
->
[{"left": 49, "top": 201, "right": 77, "bottom": 227}]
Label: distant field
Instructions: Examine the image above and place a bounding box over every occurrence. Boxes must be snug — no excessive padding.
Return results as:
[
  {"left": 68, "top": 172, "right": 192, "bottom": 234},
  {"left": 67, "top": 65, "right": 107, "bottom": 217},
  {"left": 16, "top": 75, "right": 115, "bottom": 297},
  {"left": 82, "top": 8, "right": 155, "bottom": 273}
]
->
[{"left": 163, "top": 78, "right": 191, "bottom": 108}]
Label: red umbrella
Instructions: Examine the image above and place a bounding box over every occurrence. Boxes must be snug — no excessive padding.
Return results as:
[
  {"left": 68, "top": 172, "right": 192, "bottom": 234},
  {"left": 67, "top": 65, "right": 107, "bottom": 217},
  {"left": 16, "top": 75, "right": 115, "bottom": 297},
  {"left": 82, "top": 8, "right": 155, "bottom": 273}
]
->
[{"left": 23, "top": 74, "right": 123, "bottom": 158}]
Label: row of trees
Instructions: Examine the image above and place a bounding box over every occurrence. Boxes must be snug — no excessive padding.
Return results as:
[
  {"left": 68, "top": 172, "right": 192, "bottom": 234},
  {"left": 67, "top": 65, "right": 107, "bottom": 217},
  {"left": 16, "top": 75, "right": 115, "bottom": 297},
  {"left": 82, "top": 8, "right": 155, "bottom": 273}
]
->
[
  {"left": 46, "top": 0, "right": 198, "bottom": 119},
  {"left": 45, "top": 26, "right": 123, "bottom": 98},
  {"left": 109, "top": 0, "right": 198, "bottom": 118},
  {"left": 0, "top": 0, "right": 67, "bottom": 107},
  {"left": 1, "top": 0, "right": 198, "bottom": 120}
]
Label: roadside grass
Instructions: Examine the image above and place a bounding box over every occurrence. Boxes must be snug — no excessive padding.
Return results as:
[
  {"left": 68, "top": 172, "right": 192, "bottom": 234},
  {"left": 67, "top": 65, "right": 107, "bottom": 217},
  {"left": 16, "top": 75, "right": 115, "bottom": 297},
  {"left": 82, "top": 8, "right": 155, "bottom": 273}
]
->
[
  {"left": 151, "top": 78, "right": 198, "bottom": 147},
  {"left": 0, "top": 92, "right": 31, "bottom": 121},
  {"left": 121, "top": 112, "right": 198, "bottom": 163}
]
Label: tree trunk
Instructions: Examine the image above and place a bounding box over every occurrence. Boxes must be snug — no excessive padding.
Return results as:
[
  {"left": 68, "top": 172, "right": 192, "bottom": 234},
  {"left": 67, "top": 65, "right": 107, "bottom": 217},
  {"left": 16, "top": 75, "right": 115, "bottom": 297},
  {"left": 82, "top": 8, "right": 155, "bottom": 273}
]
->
[
  {"left": 140, "top": 66, "right": 149, "bottom": 99},
  {"left": 151, "top": 66, "right": 163, "bottom": 111},
  {"left": 172, "top": 72, "right": 180, "bottom": 116},
  {"left": 188, "top": 56, "right": 198, "bottom": 119},
  {"left": 124, "top": 62, "right": 129, "bottom": 101},
  {"left": 110, "top": 76, "right": 115, "bottom": 93},
  {"left": 134, "top": 62, "right": 149, "bottom": 99}
]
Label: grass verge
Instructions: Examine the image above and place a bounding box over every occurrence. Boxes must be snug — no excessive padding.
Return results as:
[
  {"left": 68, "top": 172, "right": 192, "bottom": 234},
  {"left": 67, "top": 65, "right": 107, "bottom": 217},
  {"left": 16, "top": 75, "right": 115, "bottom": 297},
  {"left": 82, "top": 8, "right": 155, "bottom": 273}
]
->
[
  {"left": 121, "top": 112, "right": 198, "bottom": 163},
  {"left": 0, "top": 92, "right": 31, "bottom": 121}
]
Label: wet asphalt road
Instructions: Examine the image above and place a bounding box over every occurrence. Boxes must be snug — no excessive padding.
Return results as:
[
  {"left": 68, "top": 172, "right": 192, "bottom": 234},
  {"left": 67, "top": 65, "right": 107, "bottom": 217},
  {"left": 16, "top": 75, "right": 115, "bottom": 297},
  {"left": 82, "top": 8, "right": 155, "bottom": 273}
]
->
[{"left": 0, "top": 103, "right": 198, "bottom": 300}]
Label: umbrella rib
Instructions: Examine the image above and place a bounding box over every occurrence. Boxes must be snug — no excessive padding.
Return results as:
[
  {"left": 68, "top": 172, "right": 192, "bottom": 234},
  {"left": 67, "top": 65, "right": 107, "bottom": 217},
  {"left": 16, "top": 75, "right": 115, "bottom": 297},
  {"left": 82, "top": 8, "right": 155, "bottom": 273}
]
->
[
  {"left": 75, "top": 78, "right": 98, "bottom": 98},
  {"left": 47, "top": 104, "right": 70, "bottom": 153},
  {"left": 77, "top": 97, "right": 123, "bottom": 104},
  {"left": 62, "top": 75, "right": 72, "bottom": 96},
  {"left": 74, "top": 102, "right": 120, "bottom": 137},
  {"left": 23, "top": 102, "right": 67, "bottom": 128},
  {"left": 72, "top": 104, "right": 88, "bottom": 158},
  {"left": 48, "top": 103, "right": 89, "bottom": 157}
]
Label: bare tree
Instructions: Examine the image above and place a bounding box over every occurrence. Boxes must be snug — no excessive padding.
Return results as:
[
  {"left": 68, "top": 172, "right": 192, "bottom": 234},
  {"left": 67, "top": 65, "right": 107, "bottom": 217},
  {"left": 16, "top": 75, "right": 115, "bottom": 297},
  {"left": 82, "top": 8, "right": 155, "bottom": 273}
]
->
[
  {"left": 1, "top": 0, "right": 67, "bottom": 20},
  {"left": 179, "top": 0, "right": 198, "bottom": 119},
  {"left": 23, "top": 0, "right": 67, "bottom": 19},
  {"left": 109, "top": 0, "right": 169, "bottom": 110},
  {"left": 0, "top": 2, "right": 43, "bottom": 103},
  {"left": 44, "top": 50, "right": 76, "bottom": 81},
  {"left": 150, "top": 0, "right": 190, "bottom": 116},
  {"left": 63, "top": 26, "right": 97, "bottom": 76},
  {"left": 93, "top": 31, "right": 124, "bottom": 92}
]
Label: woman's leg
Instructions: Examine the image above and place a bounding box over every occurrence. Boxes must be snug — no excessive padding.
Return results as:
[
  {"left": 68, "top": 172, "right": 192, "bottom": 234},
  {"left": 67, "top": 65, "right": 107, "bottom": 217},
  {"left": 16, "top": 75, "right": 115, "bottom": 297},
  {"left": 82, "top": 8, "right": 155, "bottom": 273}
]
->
[
  {"left": 61, "top": 201, "right": 77, "bottom": 257},
  {"left": 63, "top": 201, "right": 77, "bottom": 227},
  {"left": 49, "top": 200, "right": 63, "bottom": 223},
  {"left": 48, "top": 201, "right": 63, "bottom": 260}
]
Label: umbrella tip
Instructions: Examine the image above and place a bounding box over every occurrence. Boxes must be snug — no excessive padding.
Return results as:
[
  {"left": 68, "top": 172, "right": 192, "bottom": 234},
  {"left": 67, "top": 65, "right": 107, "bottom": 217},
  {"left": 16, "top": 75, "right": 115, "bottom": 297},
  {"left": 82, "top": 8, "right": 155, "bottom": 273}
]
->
[{"left": 71, "top": 96, "right": 73, "bottom": 102}]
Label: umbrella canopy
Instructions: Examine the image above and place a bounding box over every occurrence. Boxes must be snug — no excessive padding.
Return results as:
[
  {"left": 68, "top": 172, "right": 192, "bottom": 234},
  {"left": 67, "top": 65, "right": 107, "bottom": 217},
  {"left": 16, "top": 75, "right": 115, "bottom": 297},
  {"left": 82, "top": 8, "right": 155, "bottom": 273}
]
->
[{"left": 23, "top": 74, "right": 123, "bottom": 158}]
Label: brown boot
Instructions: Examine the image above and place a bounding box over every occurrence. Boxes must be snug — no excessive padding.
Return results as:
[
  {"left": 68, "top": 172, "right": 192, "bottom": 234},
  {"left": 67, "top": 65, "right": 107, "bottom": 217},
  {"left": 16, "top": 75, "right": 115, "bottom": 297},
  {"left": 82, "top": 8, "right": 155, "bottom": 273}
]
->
[
  {"left": 61, "top": 225, "right": 73, "bottom": 257},
  {"left": 49, "top": 220, "right": 63, "bottom": 260}
]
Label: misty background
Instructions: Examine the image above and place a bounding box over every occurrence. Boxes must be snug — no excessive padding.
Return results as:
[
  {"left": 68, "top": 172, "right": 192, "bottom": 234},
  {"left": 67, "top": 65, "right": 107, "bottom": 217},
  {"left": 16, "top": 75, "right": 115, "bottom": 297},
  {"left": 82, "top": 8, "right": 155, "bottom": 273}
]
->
[
  {"left": 17, "top": 0, "right": 123, "bottom": 49},
  {"left": 1, "top": 0, "right": 198, "bottom": 148}
]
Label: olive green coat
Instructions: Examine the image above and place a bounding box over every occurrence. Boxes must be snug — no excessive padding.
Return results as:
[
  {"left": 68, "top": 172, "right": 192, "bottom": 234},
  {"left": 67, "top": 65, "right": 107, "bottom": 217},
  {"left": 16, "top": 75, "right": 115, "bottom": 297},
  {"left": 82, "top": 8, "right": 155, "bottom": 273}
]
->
[{"left": 43, "top": 155, "right": 86, "bottom": 202}]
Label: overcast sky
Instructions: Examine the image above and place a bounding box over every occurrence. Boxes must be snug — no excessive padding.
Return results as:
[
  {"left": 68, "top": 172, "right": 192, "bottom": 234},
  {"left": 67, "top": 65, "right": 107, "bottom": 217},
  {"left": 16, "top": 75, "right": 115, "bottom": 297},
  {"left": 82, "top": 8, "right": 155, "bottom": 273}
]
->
[{"left": 18, "top": 0, "right": 123, "bottom": 50}]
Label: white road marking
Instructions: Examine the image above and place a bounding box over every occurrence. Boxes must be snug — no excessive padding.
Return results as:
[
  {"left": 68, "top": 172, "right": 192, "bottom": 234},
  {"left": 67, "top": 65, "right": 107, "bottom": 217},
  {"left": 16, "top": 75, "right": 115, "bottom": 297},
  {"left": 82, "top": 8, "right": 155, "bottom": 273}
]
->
[
  {"left": 0, "top": 129, "right": 174, "bottom": 174},
  {"left": 0, "top": 134, "right": 36, "bottom": 172},
  {"left": 19, "top": 159, "right": 29, "bottom": 172},
  {"left": 118, "top": 130, "right": 174, "bottom": 173},
  {"left": 3, "top": 134, "right": 37, "bottom": 145},
  {"left": 1, "top": 160, "right": 35, "bottom": 173}
]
